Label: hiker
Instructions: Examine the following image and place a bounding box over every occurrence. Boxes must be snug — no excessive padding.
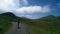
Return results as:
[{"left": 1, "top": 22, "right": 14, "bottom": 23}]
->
[{"left": 17, "top": 19, "right": 20, "bottom": 29}]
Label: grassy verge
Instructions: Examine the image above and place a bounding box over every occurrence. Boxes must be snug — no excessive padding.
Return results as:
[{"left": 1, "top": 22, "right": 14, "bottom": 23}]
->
[
  {"left": 23, "top": 22, "right": 60, "bottom": 34},
  {"left": 25, "top": 24, "right": 49, "bottom": 34},
  {"left": 0, "top": 22, "right": 12, "bottom": 34}
]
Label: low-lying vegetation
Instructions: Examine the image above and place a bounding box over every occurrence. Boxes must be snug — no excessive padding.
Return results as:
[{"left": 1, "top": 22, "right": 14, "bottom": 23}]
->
[
  {"left": 21, "top": 15, "right": 60, "bottom": 34},
  {"left": 0, "top": 12, "right": 18, "bottom": 34},
  {"left": 0, "top": 12, "right": 60, "bottom": 34}
]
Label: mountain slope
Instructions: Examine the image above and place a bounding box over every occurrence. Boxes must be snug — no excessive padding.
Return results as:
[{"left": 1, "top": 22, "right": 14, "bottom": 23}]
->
[
  {"left": 0, "top": 12, "right": 19, "bottom": 34},
  {"left": 24, "top": 15, "right": 60, "bottom": 34},
  {"left": 0, "top": 12, "right": 60, "bottom": 34}
]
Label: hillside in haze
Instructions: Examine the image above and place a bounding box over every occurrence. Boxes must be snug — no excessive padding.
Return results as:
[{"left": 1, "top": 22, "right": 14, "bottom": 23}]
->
[{"left": 0, "top": 12, "right": 60, "bottom": 34}]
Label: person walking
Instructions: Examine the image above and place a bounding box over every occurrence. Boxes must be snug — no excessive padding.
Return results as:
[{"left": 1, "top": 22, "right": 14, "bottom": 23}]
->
[{"left": 17, "top": 19, "right": 20, "bottom": 29}]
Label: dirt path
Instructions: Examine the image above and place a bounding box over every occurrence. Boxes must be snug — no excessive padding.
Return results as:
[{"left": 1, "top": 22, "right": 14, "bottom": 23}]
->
[{"left": 4, "top": 22, "right": 30, "bottom": 34}]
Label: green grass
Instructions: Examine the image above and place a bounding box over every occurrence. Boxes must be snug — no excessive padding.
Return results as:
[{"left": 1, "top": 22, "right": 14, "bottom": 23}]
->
[
  {"left": 0, "top": 12, "right": 60, "bottom": 34},
  {"left": 22, "top": 19, "right": 60, "bottom": 34},
  {"left": 0, "top": 17, "right": 12, "bottom": 34},
  {"left": 0, "top": 21, "right": 12, "bottom": 34},
  {"left": 0, "top": 12, "right": 17, "bottom": 34},
  {"left": 21, "top": 15, "right": 60, "bottom": 34},
  {"left": 24, "top": 24, "right": 50, "bottom": 34}
]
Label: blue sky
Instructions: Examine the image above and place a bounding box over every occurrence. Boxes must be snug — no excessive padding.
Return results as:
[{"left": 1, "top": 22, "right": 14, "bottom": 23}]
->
[{"left": 0, "top": 0, "right": 60, "bottom": 19}]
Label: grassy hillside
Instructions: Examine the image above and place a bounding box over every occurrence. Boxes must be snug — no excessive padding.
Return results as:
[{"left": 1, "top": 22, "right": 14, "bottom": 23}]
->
[
  {"left": 0, "top": 12, "right": 60, "bottom": 34},
  {"left": 0, "top": 12, "right": 18, "bottom": 34},
  {"left": 22, "top": 15, "right": 60, "bottom": 34}
]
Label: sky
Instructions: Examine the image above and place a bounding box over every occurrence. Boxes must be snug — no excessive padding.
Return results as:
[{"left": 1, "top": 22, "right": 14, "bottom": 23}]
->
[{"left": 0, "top": 0, "right": 60, "bottom": 19}]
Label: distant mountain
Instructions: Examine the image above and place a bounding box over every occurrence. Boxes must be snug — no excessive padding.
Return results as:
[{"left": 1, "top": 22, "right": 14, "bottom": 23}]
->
[
  {"left": 0, "top": 12, "right": 60, "bottom": 24},
  {"left": 0, "top": 12, "right": 20, "bottom": 34},
  {"left": 35, "top": 15, "right": 60, "bottom": 23},
  {"left": 37, "top": 15, "right": 56, "bottom": 20},
  {"left": 57, "top": 16, "right": 60, "bottom": 19},
  {"left": 23, "top": 15, "right": 60, "bottom": 34},
  {"left": 31, "top": 15, "right": 60, "bottom": 31},
  {"left": 0, "top": 12, "right": 18, "bottom": 22},
  {"left": 0, "top": 12, "right": 17, "bottom": 17},
  {"left": 18, "top": 15, "right": 60, "bottom": 26}
]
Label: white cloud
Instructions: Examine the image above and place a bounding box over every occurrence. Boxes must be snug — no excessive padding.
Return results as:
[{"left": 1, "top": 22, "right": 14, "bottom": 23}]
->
[
  {"left": 18, "top": 14, "right": 42, "bottom": 19},
  {"left": 0, "top": 0, "right": 20, "bottom": 12},
  {"left": 19, "top": 14, "right": 36, "bottom": 19},
  {"left": 0, "top": 0, "right": 50, "bottom": 13},
  {"left": 24, "top": 15, "right": 33, "bottom": 19},
  {"left": 16, "top": 5, "right": 50, "bottom": 14},
  {"left": 0, "top": 0, "right": 51, "bottom": 19},
  {"left": 16, "top": 6, "right": 42, "bottom": 14},
  {"left": 0, "top": 0, "right": 29, "bottom": 12},
  {"left": 42, "top": 5, "right": 50, "bottom": 13}
]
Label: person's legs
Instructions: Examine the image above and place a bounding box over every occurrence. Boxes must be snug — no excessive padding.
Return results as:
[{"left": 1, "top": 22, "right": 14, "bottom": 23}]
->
[{"left": 18, "top": 23, "right": 19, "bottom": 29}]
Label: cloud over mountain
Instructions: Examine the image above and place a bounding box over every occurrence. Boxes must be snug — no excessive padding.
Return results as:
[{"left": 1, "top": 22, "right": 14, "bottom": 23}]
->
[
  {"left": 0, "top": 0, "right": 50, "bottom": 13},
  {"left": 0, "top": 0, "right": 51, "bottom": 19}
]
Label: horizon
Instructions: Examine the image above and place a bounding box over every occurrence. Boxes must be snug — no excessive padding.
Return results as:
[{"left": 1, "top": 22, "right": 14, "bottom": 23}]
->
[
  {"left": 0, "top": 12, "right": 60, "bottom": 19},
  {"left": 0, "top": 0, "right": 60, "bottom": 19}
]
